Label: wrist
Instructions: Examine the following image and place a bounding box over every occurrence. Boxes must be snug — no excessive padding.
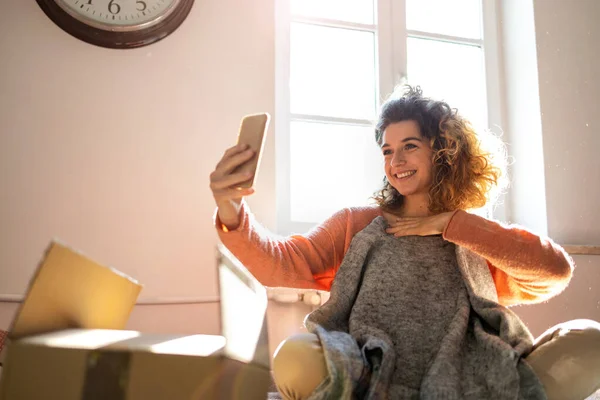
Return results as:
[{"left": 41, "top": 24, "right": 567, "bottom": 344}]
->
[
  {"left": 216, "top": 200, "right": 243, "bottom": 231},
  {"left": 439, "top": 211, "right": 454, "bottom": 233}
]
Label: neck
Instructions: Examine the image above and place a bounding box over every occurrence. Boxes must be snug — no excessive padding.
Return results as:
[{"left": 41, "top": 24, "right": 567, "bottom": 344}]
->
[{"left": 399, "top": 193, "right": 432, "bottom": 217}]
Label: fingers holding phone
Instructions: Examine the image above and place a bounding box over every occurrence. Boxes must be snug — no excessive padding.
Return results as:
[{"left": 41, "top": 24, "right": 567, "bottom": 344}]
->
[
  {"left": 210, "top": 113, "right": 269, "bottom": 230},
  {"left": 210, "top": 112, "right": 270, "bottom": 206},
  {"left": 210, "top": 143, "right": 256, "bottom": 204}
]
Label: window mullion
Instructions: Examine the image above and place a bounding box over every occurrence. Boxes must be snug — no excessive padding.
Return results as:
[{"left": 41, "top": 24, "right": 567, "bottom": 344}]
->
[
  {"left": 391, "top": 0, "right": 408, "bottom": 90},
  {"left": 291, "top": 16, "right": 376, "bottom": 33},
  {"left": 377, "top": 0, "right": 408, "bottom": 99},
  {"left": 481, "top": 0, "right": 508, "bottom": 222},
  {"left": 407, "top": 30, "right": 484, "bottom": 47},
  {"left": 290, "top": 113, "right": 373, "bottom": 127},
  {"left": 370, "top": 0, "right": 408, "bottom": 201},
  {"left": 481, "top": 0, "right": 503, "bottom": 134},
  {"left": 376, "top": 0, "right": 394, "bottom": 103}
]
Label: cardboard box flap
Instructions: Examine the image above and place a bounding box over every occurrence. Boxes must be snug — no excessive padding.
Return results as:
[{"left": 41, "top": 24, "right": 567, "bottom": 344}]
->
[{"left": 9, "top": 241, "right": 142, "bottom": 339}]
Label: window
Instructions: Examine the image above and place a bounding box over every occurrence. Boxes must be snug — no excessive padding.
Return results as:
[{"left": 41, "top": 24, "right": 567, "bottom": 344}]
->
[
  {"left": 406, "top": 0, "right": 489, "bottom": 132},
  {"left": 276, "top": 0, "right": 503, "bottom": 235}
]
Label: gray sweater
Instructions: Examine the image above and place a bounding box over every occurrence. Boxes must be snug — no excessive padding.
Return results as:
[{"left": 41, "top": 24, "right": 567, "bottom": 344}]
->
[{"left": 304, "top": 217, "right": 546, "bottom": 399}]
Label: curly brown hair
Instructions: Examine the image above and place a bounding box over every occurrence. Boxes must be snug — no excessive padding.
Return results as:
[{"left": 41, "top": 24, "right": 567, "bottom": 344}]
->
[{"left": 373, "top": 86, "right": 508, "bottom": 214}]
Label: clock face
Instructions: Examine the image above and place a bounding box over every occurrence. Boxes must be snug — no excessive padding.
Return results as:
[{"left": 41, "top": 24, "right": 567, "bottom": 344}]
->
[
  {"left": 36, "top": 0, "right": 193, "bottom": 48},
  {"left": 55, "top": 0, "right": 179, "bottom": 31}
]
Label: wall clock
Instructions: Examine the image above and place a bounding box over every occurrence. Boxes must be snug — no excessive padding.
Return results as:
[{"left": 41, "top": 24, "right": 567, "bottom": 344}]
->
[{"left": 36, "top": 0, "right": 194, "bottom": 49}]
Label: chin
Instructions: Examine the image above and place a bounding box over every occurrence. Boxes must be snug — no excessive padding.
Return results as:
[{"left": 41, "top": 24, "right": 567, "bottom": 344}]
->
[
  {"left": 395, "top": 189, "right": 418, "bottom": 197},
  {"left": 392, "top": 182, "right": 429, "bottom": 197},
  {"left": 388, "top": 184, "right": 411, "bottom": 196}
]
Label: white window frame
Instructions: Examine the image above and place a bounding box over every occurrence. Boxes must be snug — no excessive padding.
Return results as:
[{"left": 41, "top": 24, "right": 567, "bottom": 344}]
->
[{"left": 275, "top": 0, "right": 506, "bottom": 236}]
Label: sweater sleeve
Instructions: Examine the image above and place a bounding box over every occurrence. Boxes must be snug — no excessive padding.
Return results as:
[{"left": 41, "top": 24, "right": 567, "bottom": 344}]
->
[
  {"left": 442, "top": 210, "right": 574, "bottom": 306},
  {"left": 214, "top": 202, "right": 379, "bottom": 290}
]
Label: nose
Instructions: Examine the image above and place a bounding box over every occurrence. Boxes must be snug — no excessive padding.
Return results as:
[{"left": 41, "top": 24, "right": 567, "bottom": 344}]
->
[{"left": 391, "top": 151, "right": 406, "bottom": 167}]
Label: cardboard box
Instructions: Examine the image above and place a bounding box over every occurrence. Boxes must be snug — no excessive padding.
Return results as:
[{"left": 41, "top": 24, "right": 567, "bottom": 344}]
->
[
  {"left": 1, "top": 329, "right": 269, "bottom": 399},
  {"left": 0, "top": 242, "right": 271, "bottom": 400}
]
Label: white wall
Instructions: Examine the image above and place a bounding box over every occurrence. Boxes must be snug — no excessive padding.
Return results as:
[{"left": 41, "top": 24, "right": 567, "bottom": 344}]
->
[
  {"left": 500, "top": 0, "right": 600, "bottom": 337},
  {"left": 0, "top": 0, "right": 276, "bottom": 335},
  {"left": 533, "top": 0, "right": 600, "bottom": 245}
]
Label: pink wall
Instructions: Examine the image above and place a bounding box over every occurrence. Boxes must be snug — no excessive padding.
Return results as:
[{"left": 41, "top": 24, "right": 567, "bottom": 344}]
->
[{"left": 0, "top": 0, "right": 276, "bottom": 334}]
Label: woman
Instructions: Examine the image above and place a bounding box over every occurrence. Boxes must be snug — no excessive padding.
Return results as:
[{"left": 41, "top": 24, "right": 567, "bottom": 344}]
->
[{"left": 210, "top": 87, "right": 600, "bottom": 399}]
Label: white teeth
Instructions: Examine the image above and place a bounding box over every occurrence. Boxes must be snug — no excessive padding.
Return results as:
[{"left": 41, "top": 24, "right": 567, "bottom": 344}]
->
[{"left": 396, "top": 170, "right": 416, "bottom": 179}]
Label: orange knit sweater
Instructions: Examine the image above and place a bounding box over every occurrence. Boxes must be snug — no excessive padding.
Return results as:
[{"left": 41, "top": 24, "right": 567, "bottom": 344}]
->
[{"left": 215, "top": 203, "right": 574, "bottom": 307}]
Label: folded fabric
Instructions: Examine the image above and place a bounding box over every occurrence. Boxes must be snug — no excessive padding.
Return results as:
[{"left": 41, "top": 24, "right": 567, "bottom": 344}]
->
[{"left": 305, "top": 217, "right": 546, "bottom": 400}]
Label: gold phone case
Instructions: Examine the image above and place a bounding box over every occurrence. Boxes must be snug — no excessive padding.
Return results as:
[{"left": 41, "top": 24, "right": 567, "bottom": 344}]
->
[{"left": 234, "top": 113, "right": 270, "bottom": 189}]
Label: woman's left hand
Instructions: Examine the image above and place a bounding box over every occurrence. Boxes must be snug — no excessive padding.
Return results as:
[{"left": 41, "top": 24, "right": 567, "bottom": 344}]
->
[{"left": 386, "top": 211, "right": 455, "bottom": 237}]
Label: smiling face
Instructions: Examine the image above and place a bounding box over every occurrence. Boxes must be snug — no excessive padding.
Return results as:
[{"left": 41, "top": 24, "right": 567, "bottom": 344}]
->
[{"left": 381, "top": 120, "right": 434, "bottom": 198}]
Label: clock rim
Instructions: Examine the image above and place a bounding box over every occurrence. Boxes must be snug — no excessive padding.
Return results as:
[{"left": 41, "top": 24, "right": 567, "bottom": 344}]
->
[{"left": 36, "top": 0, "right": 194, "bottom": 49}]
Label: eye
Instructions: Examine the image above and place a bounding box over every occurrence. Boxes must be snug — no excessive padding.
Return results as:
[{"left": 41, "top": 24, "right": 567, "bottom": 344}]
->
[
  {"left": 382, "top": 149, "right": 392, "bottom": 156},
  {"left": 404, "top": 143, "right": 417, "bottom": 150}
]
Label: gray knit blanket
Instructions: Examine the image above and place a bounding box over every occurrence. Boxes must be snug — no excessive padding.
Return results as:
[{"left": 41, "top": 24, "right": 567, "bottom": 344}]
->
[{"left": 304, "top": 217, "right": 547, "bottom": 400}]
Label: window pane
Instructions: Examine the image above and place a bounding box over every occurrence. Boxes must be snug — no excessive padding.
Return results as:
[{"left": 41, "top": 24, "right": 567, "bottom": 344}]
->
[
  {"left": 290, "top": 23, "right": 377, "bottom": 120},
  {"left": 406, "top": 0, "right": 482, "bottom": 39},
  {"left": 291, "top": 0, "right": 374, "bottom": 25},
  {"left": 407, "top": 37, "right": 487, "bottom": 130},
  {"left": 290, "top": 122, "right": 382, "bottom": 223}
]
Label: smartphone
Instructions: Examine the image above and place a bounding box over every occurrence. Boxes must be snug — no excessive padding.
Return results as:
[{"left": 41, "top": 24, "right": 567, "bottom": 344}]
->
[{"left": 233, "top": 113, "right": 270, "bottom": 189}]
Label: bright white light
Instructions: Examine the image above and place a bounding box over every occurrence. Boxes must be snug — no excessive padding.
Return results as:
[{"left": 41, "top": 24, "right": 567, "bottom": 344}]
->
[
  {"left": 290, "top": 23, "right": 376, "bottom": 120},
  {"left": 407, "top": 0, "right": 482, "bottom": 39},
  {"left": 291, "top": 0, "right": 374, "bottom": 24},
  {"left": 41, "top": 329, "right": 140, "bottom": 349},
  {"left": 290, "top": 121, "right": 382, "bottom": 223},
  {"left": 219, "top": 266, "right": 267, "bottom": 364},
  {"left": 150, "top": 335, "right": 226, "bottom": 356},
  {"left": 407, "top": 37, "right": 487, "bottom": 131}
]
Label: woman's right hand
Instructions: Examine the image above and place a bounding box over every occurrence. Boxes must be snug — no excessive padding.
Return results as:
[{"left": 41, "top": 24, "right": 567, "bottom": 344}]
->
[{"left": 210, "top": 143, "right": 256, "bottom": 230}]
